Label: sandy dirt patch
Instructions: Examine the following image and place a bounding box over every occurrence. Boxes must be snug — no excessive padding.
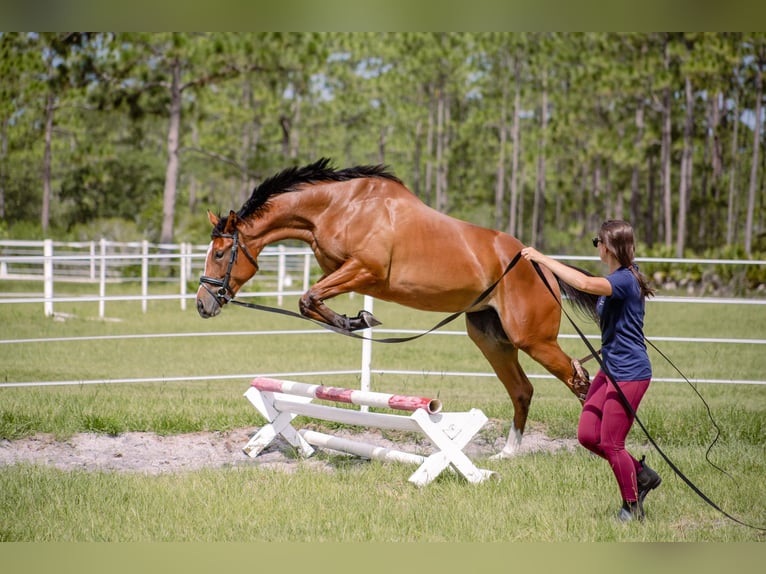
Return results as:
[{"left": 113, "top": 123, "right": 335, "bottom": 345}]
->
[{"left": 0, "top": 420, "right": 577, "bottom": 475}]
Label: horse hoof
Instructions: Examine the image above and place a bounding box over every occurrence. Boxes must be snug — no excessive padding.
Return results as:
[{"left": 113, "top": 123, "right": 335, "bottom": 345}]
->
[
  {"left": 571, "top": 358, "right": 590, "bottom": 397},
  {"left": 358, "top": 310, "right": 382, "bottom": 328},
  {"left": 490, "top": 449, "right": 516, "bottom": 460}
]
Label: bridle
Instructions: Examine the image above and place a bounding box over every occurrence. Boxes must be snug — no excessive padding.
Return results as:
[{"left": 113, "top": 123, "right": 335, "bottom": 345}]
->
[{"left": 198, "top": 228, "right": 259, "bottom": 306}]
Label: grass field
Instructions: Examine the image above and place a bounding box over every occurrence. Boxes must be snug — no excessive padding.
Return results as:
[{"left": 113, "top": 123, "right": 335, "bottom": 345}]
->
[{"left": 1, "top": 280, "right": 765, "bottom": 541}]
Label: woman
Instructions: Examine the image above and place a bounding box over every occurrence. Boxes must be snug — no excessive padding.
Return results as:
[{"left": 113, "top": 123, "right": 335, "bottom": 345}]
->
[{"left": 521, "top": 219, "right": 662, "bottom": 522}]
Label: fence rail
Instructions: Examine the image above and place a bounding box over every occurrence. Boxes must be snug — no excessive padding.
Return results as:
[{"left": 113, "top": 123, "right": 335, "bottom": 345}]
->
[
  {"left": 1, "top": 238, "right": 316, "bottom": 316},
  {"left": 3, "top": 239, "right": 766, "bottom": 316}
]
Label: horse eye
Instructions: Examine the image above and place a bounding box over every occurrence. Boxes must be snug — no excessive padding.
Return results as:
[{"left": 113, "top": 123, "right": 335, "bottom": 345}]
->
[{"left": 214, "top": 250, "right": 225, "bottom": 260}]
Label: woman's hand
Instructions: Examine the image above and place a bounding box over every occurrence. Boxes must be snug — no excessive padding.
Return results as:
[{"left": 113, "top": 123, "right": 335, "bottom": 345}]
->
[{"left": 521, "top": 246, "right": 542, "bottom": 262}]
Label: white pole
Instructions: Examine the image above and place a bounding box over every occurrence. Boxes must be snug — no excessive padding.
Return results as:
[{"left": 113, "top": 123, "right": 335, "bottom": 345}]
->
[
  {"left": 180, "top": 242, "right": 188, "bottom": 310},
  {"left": 303, "top": 252, "right": 311, "bottom": 291},
  {"left": 360, "top": 295, "right": 374, "bottom": 410},
  {"left": 89, "top": 241, "right": 96, "bottom": 280},
  {"left": 299, "top": 429, "right": 425, "bottom": 465},
  {"left": 271, "top": 399, "right": 421, "bottom": 433},
  {"left": 141, "top": 240, "right": 148, "bottom": 313},
  {"left": 277, "top": 244, "right": 285, "bottom": 306},
  {"left": 99, "top": 238, "right": 106, "bottom": 319},
  {"left": 43, "top": 239, "right": 53, "bottom": 317}
]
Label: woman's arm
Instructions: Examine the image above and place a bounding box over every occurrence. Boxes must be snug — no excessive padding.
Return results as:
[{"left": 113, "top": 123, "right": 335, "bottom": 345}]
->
[{"left": 521, "top": 247, "right": 612, "bottom": 296}]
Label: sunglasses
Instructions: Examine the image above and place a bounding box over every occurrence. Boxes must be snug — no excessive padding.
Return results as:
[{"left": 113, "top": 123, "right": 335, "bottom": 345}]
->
[{"left": 592, "top": 237, "right": 602, "bottom": 247}]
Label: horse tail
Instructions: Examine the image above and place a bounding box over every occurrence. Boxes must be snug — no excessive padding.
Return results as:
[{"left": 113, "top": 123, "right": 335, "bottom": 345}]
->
[{"left": 555, "top": 264, "right": 600, "bottom": 324}]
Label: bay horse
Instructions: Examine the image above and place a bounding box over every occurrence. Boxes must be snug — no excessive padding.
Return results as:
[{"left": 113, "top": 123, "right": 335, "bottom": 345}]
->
[{"left": 197, "top": 158, "right": 598, "bottom": 458}]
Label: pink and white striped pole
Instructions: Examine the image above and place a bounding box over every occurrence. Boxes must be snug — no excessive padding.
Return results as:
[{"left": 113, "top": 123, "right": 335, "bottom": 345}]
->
[{"left": 250, "top": 377, "right": 442, "bottom": 414}]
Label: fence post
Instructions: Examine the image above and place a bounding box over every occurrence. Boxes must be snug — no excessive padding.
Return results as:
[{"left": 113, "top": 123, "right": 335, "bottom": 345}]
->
[
  {"left": 141, "top": 240, "right": 149, "bottom": 313},
  {"left": 359, "top": 295, "right": 374, "bottom": 411},
  {"left": 99, "top": 238, "right": 107, "bottom": 319},
  {"left": 277, "top": 244, "right": 286, "bottom": 306},
  {"left": 43, "top": 239, "right": 54, "bottom": 316},
  {"left": 303, "top": 252, "right": 311, "bottom": 291},
  {"left": 180, "top": 242, "right": 188, "bottom": 310},
  {"left": 89, "top": 241, "right": 96, "bottom": 280}
]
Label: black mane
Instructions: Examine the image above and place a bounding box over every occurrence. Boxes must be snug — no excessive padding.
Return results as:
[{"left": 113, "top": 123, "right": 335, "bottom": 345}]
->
[{"left": 215, "top": 158, "right": 402, "bottom": 234}]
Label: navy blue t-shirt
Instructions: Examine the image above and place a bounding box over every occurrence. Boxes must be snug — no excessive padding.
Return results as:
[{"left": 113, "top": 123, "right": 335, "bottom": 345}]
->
[{"left": 596, "top": 266, "right": 652, "bottom": 381}]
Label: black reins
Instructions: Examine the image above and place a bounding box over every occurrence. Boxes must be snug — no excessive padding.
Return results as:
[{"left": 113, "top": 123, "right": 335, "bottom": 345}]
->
[{"left": 529, "top": 260, "right": 765, "bottom": 532}]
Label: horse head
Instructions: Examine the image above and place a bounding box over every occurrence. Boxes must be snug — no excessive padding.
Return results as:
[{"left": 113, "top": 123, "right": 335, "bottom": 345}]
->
[{"left": 196, "top": 210, "right": 259, "bottom": 318}]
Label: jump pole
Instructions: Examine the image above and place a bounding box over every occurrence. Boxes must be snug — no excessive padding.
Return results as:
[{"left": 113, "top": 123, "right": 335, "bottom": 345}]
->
[
  {"left": 249, "top": 377, "right": 443, "bottom": 415},
  {"left": 298, "top": 429, "right": 426, "bottom": 465},
  {"left": 243, "top": 376, "right": 494, "bottom": 486}
]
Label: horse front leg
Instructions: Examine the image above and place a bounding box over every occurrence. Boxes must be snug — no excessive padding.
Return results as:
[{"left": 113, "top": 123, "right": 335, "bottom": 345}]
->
[
  {"left": 298, "top": 261, "right": 383, "bottom": 332},
  {"left": 299, "top": 291, "right": 381, "bottom": 331}
]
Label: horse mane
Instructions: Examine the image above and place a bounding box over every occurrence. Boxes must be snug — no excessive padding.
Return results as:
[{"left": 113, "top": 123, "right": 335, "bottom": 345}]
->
[{"left": 218, "top": 158, "right": 402, "bottom": 233}]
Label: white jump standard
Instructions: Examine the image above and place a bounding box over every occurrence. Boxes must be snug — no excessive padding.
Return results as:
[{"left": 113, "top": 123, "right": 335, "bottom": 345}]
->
[{"left": 243, "top": 377, "right": 494, "bottom": 486}]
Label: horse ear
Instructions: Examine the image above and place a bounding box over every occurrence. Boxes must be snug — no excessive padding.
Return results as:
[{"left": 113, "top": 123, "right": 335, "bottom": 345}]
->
[
  {"left": 207, "top": 210, "right": 219, "bottom": 227},
  {"left": 224, "top": 210, "right": 239, "bottom": 233}
]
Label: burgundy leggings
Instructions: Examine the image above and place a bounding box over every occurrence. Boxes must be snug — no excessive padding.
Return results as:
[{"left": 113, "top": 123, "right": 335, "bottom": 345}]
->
[{"left": 578, "top": 370, "right": 651, "bottom": 502}]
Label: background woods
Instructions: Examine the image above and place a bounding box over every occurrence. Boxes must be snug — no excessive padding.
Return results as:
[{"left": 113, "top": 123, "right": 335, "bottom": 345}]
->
[{"left": 1, "top": 32, "right": 764, "bottom": 258}]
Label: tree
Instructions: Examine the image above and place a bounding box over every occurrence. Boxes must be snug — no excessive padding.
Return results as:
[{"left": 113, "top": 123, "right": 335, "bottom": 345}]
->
[
  {"left": 103, "top": 33, "right": 261, "bottom": 243},
  {"left": 0, "top": 33, "right": 764, "bottom": 256},
  {"left": 744, "top": 34, "right": 765, "bottom": 255}
]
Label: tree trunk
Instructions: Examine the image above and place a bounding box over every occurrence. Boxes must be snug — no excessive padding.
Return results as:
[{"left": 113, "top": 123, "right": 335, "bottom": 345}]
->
[
  {"left": 592, "top": 157, "right": 602, "bottom": 234},
  {"left": 0, "top": 117, "right": 7, "bottom": 220},
  {"left": 42, "top": 89, "right": 54, "bottom": 235},
  {"left": 412, "top": 114, "right": 423, "bottom": 199},
  {"left": 646, "top": 153, "right": 656, "bottom": 246},
  {"left": 607, "top": 162, "right": 617, "bottom": 220},
  {"left": 494, "top": 91, "right": 507, "bottom": 230},
  {"left": 726, "top": 93, "right": 740, "bottom": 246},
  {"left": 289, "top": 89, "right": 301, "bottom": 160},
  {"left": 662, "top": 38, "right": 673, "bottom": 247},
  {"left": 630, "top": 99, "right": 644, "bottom": 226},
  {"left": 239, "top": 79, "right": 253, "bottom": 206},
  {"left": 676, "top": 75, "right": 694, "bottom": 257},
  {"left": 532, "top": 72, "right": 547, "bottom": 247},
  {"left": 508, "top": 59, "right": 521, "bottom": 237},
  {"left": 745, "top": 58, "right": 763, "bottom": 255},
  {"left": 710, "top": 92, "right": 724, "bottom": 242},
  {"left": 160, "top": 58, "right": 182, "bottom": 245},
  {"left": 577, "top": 161, "right": 587, "bottom": 239},
  {"left": 435, "top": 86, "right": 448, "bottom": 213},
  {"left": 698, "top": 94, "right": 719, "bottom": 243},
  {"left": 424, "top": 92, "right": 434, "bottom": 207},
  {"left": 378, "top": 125, "right": 389, "bottom": 164}
]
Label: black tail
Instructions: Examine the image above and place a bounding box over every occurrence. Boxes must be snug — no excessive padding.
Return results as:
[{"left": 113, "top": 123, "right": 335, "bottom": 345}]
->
[{"left": 555, "top": 264, "right": 600, "bottom": 324}]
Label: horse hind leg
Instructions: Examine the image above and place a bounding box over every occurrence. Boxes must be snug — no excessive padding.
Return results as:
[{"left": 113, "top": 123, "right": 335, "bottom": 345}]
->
[
  {"left": 465, "top": 309, "right": 533, "bottom": 459},
  {"left": 523, "top": 339, "right": 591, "bottom": 402}
]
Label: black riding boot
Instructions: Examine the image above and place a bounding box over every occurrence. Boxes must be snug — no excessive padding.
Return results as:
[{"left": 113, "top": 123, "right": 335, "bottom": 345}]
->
[
  {"left": 637, "top": 456, "right": 662, "bottom": 505},
  {"left": 618, "top": 500, "right": 644, "bottom": 522}
]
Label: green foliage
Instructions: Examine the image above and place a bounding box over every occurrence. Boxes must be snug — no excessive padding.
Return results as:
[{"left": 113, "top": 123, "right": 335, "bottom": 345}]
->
[
  {"left": 58, "top": 154, "right": 165, "bottom": 230},
  {"left": 65, "top": 218, "right": 146, "bottom": 243},
  {"left": 1, "top": 32, "right": 765, "bottom": 255},
  {"left": 638, "top": 243, "right": 766, "bottom": 295}
]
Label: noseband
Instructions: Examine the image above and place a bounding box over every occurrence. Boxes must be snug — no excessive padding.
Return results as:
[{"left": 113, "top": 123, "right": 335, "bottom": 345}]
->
[{"left": 199, "top": 228, "right": 258, "bottom": 306}]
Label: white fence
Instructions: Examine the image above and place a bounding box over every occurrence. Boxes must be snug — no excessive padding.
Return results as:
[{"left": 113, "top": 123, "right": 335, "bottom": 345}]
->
[
  {"left": 0, "top": 238, "right": 315, "bottom": 317},
  {"left": 1, "top": 239, "right": 765, "bottom": 389}
]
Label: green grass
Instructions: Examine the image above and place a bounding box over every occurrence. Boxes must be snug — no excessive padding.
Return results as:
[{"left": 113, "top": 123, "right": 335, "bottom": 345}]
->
[
  {"left": 1, "top": 446, "right": 764, "bottom": 542},
  {"left": 1, "top": 280, "right": 765, "bottom": 541}
]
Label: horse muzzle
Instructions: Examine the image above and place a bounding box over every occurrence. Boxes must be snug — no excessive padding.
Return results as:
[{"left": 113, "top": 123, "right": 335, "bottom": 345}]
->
[{"left": 196, "top": 281, "right": 225, "bottom": 318}]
